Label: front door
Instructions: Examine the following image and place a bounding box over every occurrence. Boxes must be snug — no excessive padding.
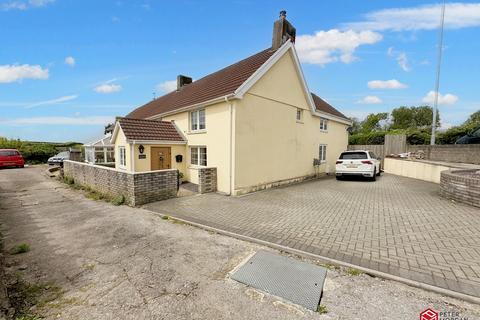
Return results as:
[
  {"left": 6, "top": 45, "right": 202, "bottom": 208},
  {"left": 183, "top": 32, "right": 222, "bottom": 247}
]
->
[{"left": 151, "top": 147, "right": 171, "bottom": 170}]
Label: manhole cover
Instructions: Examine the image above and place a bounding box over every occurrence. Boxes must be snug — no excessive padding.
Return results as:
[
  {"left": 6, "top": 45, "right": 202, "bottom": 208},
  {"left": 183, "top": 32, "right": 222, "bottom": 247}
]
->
[{"left": 231, "top": 250, "right": 327, "bottom": 311}]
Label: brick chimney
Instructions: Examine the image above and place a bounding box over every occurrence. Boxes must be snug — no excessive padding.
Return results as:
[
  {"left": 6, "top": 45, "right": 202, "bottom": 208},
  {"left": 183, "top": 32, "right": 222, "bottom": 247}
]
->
[
  {"left": 272, "top": 10, "right": 296, "bottom": 50},
  {"left": 177, "top": 75, "right": 192, "bottom": 90}
]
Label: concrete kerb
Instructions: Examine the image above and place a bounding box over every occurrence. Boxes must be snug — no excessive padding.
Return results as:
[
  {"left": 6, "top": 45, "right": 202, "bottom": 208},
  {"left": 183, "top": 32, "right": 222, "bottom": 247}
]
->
[{"left": 147, "top": 209, "right": 480, "bottom": 305}]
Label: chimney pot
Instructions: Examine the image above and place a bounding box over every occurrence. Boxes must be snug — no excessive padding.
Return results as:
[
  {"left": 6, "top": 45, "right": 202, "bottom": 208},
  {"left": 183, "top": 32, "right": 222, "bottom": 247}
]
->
[{"left": 177, "top": 75, "right": 192, "bottom": 90}]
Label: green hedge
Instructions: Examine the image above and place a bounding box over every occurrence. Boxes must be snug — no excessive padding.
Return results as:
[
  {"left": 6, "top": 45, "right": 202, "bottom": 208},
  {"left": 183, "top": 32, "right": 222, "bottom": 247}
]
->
[
  {"left": 0, "top": 138, "right": 81, "bottom": 164},
  {"left": 349, "top": 129, "right": 433, "bottom": 145}
]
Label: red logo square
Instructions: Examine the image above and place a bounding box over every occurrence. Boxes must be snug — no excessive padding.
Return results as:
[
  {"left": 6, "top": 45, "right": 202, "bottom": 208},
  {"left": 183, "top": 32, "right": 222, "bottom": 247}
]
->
[{"left": 420, "top": 308, "right": 438, "bottom": 320}]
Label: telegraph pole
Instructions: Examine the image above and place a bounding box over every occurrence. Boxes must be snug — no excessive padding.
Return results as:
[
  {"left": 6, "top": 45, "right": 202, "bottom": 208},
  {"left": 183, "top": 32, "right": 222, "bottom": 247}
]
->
[{"left": 431, "top": 0, "right": 446, "bottom": 145}]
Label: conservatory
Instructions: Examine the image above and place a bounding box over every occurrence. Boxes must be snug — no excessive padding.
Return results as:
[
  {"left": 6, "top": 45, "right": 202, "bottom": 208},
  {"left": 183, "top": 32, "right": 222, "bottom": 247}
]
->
[{"left": 84, "top": 136, "right": 115, "bottom": 165}]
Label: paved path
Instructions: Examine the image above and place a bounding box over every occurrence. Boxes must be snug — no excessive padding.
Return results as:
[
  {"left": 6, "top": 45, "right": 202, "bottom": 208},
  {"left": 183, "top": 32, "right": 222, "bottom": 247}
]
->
[{"left": 145, "top": 174, "right": 480, "bottom": 299}]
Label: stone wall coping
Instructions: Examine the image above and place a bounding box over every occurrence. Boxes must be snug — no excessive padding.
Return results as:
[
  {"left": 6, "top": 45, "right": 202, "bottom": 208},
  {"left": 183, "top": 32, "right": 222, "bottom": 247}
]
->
[
  {"left": 64, "top": 160, "right": 177, "bottom": 175},
  {"left": 385, "top": 157, "right": 480, "bottom": 170},
  {"left": 441, "top": 169, "right": 480, "bottom": 182}
]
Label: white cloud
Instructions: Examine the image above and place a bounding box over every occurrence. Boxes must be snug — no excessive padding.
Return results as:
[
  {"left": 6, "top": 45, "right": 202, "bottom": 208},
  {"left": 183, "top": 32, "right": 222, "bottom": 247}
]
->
[
  {"left": 0, "top": 116, "right": 113, "bottom": 125},
  {"left": 344, "top": 3, "right": 480, "bottom": 31},
  {"left": 94, "top": 83, "right": 122, "bottom": 94},
  {"left": 0, "top": 64, "right": 49, "bottom": 83},
  {"left": 64, "top": 56, "right": 75, "bottom": 67},
  {"left": 357, "top": 95, "right": 383, "bottom": 104},
  {"left": 368, "top": 79, "right": 408, "bottom": 90},
  {"left": 1, "top": 0, "right": 54, "bottom": 11},
  {"left": 422, "top": 91, "right": 459, "bottom": 105},
  {"left": 156, "top": 80, "right": 177, "bottom": 93},
  {"left": 295, "top": 29, "right": 382, "bottom": 65},
  {"left": 397, "top": 52, "right": 410, "bottom": 72},
  {"left": 25, "top": 95, "right": 78, "bottom": 108},
  {"left": 387, "top": 47, "right": 411, "bottom": 72}
]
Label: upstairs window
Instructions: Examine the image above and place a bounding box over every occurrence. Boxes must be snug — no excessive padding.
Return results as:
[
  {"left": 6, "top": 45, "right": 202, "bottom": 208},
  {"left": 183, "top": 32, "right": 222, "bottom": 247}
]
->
[
  {"left": 190, "top": 109, "right": 206, "bottom": 131},
  {"left": 296, "top": 108, "right": 303, "bottom": 122},
  {"left": 320, "top": 118, "right": 328, "bottom": 131}
]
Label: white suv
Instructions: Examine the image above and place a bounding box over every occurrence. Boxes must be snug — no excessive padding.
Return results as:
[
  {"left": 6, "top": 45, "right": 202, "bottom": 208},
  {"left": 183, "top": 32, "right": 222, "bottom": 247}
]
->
[{"left": 335, "top": 150, "right": 381, "bottom": 181}]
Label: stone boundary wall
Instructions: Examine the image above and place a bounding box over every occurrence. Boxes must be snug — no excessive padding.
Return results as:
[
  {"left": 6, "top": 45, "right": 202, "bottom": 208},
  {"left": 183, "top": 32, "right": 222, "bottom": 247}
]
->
[
  {"left": 63, "top": 160, "right": 177, "bottom": 206},
  {"left": 407, "top": 145, "right": 480, "bottom": 165},
  {"left": 440, "top": 169, "right": 480, "bottom": 208},
  {"left": 384, "top": 158, "right": 452, "bottom": 184},
  {"left": 198, "top": 167, "right": 217, "bottom": 193}
]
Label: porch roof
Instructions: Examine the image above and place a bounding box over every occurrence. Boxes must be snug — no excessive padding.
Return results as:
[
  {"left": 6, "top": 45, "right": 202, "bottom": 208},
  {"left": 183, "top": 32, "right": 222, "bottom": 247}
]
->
[{"left": 115, "top": 117, "right": 186, "bottom": 143}]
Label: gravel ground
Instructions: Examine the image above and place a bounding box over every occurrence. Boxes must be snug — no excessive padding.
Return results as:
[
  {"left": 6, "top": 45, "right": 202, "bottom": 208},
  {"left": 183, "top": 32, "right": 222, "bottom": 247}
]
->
[{"left": 0, "top": 165, "right": 479, "bottom": 319}]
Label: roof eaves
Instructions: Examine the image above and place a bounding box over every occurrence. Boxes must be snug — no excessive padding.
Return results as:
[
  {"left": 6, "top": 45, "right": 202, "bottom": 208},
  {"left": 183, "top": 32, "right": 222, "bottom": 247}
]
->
[{"left": 313, "top": 110, "right": 352, "bottom": 125}]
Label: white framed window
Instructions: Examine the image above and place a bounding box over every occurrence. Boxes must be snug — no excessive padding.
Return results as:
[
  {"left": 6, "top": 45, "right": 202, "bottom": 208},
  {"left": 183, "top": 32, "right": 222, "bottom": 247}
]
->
[
  {"left": 320, "top": 118, "right": 328, "bottom": 131},
  {"left": 118, "top": 146, "right": 126, "bottom": 167},
  {"left": 190, "top": 146, "right": 207, "bottom": 166},
  {"left": 296, "top": 108, "right": 303, "bottom": 122},
  {"left": 319, "top": 144, "right": 327, "bottom": 163},
  {"left": 190, "top": 109, "right": 206, "bottom": 131}
]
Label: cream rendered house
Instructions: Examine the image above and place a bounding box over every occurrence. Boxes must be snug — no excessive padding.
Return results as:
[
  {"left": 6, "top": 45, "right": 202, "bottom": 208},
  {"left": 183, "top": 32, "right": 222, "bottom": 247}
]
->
[{"left": 111, "top": 15, "right": 351, "bottom": 196}]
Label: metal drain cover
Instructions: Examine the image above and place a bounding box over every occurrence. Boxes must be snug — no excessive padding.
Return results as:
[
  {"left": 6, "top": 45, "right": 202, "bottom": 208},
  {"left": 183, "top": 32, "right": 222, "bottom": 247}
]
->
[{"left": 231, "top": 250, "right": 327, "bottom": 311}]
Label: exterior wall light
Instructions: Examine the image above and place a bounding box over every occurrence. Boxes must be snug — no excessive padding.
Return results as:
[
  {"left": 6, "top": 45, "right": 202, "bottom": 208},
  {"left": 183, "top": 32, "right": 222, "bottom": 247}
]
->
[{"left": 138, "top": 145, "right": 145, "bottom": 154}]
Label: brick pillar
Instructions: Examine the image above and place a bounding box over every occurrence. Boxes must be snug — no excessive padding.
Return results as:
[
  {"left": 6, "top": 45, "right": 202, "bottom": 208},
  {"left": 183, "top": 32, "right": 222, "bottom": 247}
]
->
[{"left": 198, "top": 167, "right": 217, "bottom": 194}]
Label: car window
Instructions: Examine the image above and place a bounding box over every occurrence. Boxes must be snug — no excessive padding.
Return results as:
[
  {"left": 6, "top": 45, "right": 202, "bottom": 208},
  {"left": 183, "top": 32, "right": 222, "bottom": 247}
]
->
[
  {"left": 0, "top": 150, "right": 16, "bottom": 156},
  {"left": 340, "top": 152, "right": 368, "bottom": 159}
]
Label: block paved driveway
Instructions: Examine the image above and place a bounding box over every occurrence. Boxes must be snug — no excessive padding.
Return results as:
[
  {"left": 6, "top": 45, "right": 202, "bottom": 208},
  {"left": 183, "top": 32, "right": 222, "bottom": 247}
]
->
[{"left": 144, "top": 174, "right": 480, "bottom": 298}]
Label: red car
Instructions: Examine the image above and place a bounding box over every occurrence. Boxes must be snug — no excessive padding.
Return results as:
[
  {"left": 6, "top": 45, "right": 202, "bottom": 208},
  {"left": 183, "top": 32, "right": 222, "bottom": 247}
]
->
[{"left": 0, "top": 149, "right": 25, "bottom": 168}]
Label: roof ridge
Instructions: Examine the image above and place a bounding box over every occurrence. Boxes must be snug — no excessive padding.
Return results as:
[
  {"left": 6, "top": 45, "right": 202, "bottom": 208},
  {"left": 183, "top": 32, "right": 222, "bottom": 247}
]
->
[{"left": 118, "top": 117, "right": 172, "bottom": 124}]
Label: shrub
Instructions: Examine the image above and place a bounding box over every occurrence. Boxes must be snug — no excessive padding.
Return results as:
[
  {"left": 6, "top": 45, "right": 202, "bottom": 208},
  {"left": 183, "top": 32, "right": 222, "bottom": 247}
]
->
[
  {"left": 63, "top": 176, "right": 74, "bottom": 185},
  {"left": 405, "top": 129, "right": 431, "bottom": 145},
  {"left": 11, "top": 243, "right": 30, "bottom": 254},
  {"left": 437, "top": 124, "right": 477, "bottom": 144},
  {"left": 349, "top": 131, "right": 386, "bottom": 145},
  {"left": 111, "top": 195, "right": 125, "bottom": 206}
]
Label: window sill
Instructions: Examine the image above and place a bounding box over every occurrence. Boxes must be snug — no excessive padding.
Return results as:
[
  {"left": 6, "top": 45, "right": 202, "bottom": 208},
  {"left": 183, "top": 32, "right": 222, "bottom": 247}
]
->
[
  {"left": 320, "top": 130, "right": 328, "bottom": 133},
  {"left": 296, "top": 120, "right": 304, "bottom": 124},
  {"left": 188, "top": 165, "right": 207, "bottom": 170},
  {"left": 188, "top": 130, "right": 207, "bottom": 135}
]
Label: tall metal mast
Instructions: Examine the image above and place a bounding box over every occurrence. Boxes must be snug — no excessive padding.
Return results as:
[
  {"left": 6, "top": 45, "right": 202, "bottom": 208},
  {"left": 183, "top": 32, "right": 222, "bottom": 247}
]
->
[{"left": 431, "top": 0, "right": 446, "bottom": 145}]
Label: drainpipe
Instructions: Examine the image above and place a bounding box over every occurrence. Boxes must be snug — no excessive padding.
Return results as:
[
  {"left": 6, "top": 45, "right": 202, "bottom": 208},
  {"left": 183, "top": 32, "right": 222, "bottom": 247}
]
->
[{"left": 225, "top": 96, "right": 234, "bottom": 195}]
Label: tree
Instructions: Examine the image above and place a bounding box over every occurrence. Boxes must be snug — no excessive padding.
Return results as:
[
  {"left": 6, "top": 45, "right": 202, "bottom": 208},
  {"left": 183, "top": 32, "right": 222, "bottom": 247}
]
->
[
  {"left": 463, "top": 110, "right": 480, "bottom": 127},
  {"left": 360, "top": 112, "right": 388, "bottom": 133},
  {"left": 437, "top": 110, "right": 480, "bottom": 144},
  {"left": 390, "top": 106, "right": 440, "bottom": 129},
  {"left": 347, "top": 117, "right": 362, "bottom": 135}
]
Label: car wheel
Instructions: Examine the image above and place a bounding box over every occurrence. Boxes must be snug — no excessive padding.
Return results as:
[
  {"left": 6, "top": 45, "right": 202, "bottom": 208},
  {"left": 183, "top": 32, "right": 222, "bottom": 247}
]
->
[
  {"left": 371, "top": 168, "right": 377, "bottom": 181},
  {"left": 376, "top": 165, "right": 381, "bottom": 176},
  {"left": 336, "top": 175, "right": 342, "bottom": 180}
]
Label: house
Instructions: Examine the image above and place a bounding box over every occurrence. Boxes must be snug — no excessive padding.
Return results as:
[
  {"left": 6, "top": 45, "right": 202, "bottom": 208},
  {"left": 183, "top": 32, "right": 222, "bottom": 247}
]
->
[{"left": 111, "top": 12, "right": 352, "bottom": 196}]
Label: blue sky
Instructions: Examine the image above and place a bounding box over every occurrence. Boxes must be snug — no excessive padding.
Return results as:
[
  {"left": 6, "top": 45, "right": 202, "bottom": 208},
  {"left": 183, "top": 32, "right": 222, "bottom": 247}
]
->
[{"left": 1, "top": 0, "right": 479, "bottom": 142}]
